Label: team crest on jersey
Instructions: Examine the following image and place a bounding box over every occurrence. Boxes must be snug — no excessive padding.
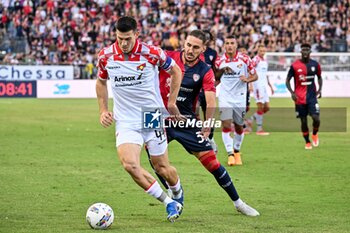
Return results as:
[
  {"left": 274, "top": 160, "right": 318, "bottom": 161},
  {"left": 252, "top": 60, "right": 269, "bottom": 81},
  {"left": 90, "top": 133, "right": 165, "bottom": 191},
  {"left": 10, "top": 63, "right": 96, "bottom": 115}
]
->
[
  {"left": 299, "top": 75, "right": 306, "bottom": 81},
  {"left": 137, "top": 63, "right": 146, "bottom": 71},
  {"left": 193, "top": 74, "right": 200, "bottom": 82},
  {"left": 297, "top": 69, "right": 303, "bottom": 73},
  {"left": 237, "top": 64, "right": 242, "bottom": 69},
  {"left": 311, "top": 66, "right": 315, "bottom": 72},
  {"left": 209, "top": 55, "right": 214, "bottom": 61}
]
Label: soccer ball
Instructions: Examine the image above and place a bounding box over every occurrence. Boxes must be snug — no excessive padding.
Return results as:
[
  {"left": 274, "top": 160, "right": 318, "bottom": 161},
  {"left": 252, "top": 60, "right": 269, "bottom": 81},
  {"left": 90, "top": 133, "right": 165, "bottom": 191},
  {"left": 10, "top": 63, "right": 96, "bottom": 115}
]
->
[{"left": 86, "top": 203, "right": 114, "bottom": 230}]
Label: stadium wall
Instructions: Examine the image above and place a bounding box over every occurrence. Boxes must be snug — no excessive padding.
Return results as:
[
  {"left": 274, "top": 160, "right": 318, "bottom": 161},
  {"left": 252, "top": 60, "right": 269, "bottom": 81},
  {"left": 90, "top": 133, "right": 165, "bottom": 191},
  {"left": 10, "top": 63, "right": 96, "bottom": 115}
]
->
[
  {"left": 0, "top": 65, "right": 74, "bottom": 80},
  {"left": 266, "top": 71, "right": 350, "bottom": 98}
]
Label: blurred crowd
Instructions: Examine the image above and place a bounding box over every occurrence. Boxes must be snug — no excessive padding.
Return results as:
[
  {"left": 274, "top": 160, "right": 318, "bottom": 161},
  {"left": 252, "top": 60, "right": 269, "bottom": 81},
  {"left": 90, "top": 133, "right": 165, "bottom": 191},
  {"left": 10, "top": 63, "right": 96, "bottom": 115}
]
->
[{"left": 0, "top": 0, "right": 349, "bottom": 78}]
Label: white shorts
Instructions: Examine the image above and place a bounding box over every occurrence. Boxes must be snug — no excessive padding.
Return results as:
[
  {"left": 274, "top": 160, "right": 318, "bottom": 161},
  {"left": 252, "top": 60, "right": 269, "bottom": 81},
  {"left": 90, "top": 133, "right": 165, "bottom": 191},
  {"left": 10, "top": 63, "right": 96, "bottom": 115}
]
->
[
  {"left": 219, "top": 98, "right": 246, "bottom": 126},
  {"left": 253, "top": 85, "right": 269, "bottom": 103},
  {"left": 116, "top": 128, "right": 167, "bottom": 156}
]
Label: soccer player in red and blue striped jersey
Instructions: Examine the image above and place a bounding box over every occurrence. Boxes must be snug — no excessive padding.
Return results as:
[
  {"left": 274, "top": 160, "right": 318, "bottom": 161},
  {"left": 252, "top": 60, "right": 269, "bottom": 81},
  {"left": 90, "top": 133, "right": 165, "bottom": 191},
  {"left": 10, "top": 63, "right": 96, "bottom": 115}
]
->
[
  {"left": 148, "top": 30, "right": 260, "bottom": 217},
  {"left": 286, "top": 43, "right": 323, "bottom": 149}
]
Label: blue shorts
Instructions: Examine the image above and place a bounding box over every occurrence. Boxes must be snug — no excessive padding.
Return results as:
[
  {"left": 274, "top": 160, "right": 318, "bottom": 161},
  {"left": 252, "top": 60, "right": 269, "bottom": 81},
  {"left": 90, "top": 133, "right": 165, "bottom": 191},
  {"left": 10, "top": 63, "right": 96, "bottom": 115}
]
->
[
  {"left": 295, "top": 102, "right": 320, "bottom": 118},
  {"left": 166, "top": 125, "right": 212, "bottom": 154}
]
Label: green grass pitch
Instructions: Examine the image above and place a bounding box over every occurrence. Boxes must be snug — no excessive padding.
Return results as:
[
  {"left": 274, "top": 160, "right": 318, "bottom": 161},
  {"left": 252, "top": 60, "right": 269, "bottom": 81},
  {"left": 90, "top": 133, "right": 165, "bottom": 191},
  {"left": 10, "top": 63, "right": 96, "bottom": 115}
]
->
[{"left": 0, "top": 98, "right": 349, "bottom": 233}]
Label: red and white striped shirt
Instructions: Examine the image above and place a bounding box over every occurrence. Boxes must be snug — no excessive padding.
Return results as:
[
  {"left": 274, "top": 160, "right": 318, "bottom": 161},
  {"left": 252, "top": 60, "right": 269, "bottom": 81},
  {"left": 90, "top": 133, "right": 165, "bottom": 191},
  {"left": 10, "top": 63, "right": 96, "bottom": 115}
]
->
[
  {"left": 97, "top": 40, "right": 175, "bottom": 129},
  {"left": 215, "top": 51, "right": 256, "bottom": 102}
]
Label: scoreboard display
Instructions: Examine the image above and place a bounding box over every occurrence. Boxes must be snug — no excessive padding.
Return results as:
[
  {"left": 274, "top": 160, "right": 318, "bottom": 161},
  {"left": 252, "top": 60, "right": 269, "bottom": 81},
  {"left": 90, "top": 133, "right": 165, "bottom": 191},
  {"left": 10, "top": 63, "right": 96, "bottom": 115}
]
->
[{"left": 0, "top": 81, "right": 37, "bottom": 98}]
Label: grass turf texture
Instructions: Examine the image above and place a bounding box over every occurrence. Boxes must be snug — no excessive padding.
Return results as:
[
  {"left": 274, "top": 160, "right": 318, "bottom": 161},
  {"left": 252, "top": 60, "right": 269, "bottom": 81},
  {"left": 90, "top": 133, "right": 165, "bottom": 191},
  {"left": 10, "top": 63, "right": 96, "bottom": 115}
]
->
[{"left": 0, "top": 98, "right": 349, "bottom": 233}]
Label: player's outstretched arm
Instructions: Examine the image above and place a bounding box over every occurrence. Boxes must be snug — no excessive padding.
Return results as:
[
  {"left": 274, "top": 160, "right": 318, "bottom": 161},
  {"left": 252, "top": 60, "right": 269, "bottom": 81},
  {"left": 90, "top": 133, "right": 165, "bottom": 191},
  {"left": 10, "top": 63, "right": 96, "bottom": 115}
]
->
[{"left": 96, "top": 78, "right": 114, "bottom": 128}]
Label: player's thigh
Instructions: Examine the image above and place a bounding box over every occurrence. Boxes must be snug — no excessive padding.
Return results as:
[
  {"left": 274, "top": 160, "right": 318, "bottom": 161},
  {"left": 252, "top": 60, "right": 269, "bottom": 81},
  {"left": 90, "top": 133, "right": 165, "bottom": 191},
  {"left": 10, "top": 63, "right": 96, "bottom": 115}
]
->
[
  {"left": 145, "top": 129, "right": 172, "bottom": 170},
  {"left": 116, "top": 128, "right": 143, "bottom": 147},
  {"left": 219, "top": 99, "right": 233, "bottom": 121},
  {"left": 221, "top": 119, "right": 232, "bottom": 129},
  {"left": 254, "top": 86, "right": 268, "bottom": 104},
  {"left": 149, "top": 149, "right": 171, "bottom": 169},
  {"left": 232, "top": 102, "right": 246, "bottom": 126},
  {"left": 144, "top": 129, "right": 168, "bottom": 156},
  {"left": 117, "top": 143, "right": 142, "bottom": 166},
  {"left": 116, "top": 129, "right": 143, "bottom": 164},
  {"left": 253, "top": 86, "right": 262, "bottom": 103},
  {"left": 295, "top": 104, "right": 308, "bottom": 118},
  {"left": 308, "top": 102, "right": 320, "bottom": 116},
  {"left": 261, "top": 88, "right": 270, "bottom": 104},
  {"left": 256, "top": 102, "right": 264, "bottom": 111},
  {"left": 172, "top": 127, "right": 212, "bottom": 154},
  {"left": 263, "top": 101, "right": 270, "bottom": 112},
  {"left": 220, "top": 107, "right": 234, "bottom": 122}
]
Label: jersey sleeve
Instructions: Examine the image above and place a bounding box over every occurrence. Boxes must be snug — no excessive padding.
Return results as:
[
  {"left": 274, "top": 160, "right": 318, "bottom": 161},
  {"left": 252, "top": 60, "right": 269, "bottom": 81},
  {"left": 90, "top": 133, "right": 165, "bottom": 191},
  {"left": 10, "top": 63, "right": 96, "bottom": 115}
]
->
[
  {"left": 246, "top": 57, "right": 256, "bottom": 75},
  {"left": 151, "top": 46, "right": 175, "bottom": 71},
  {"left": 252, "top": 56, "right": 259, "bottom": 68},
  {"left": 287, "top": 65, "right": 295, "bottom": 78},
  {"left": 202, "top": 69, "right": 216, "bottom": 93},
  {"left": 97, "top": 50, "right": 108, "bottom": 80},
  {"left": 214, "top": 56, "right": 223, "bottom": 69}
]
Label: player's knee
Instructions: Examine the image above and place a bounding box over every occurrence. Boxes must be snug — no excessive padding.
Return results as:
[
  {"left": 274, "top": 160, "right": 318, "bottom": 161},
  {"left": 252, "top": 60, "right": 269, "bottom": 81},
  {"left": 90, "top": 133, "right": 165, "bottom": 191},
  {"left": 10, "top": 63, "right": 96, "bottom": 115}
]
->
[
  {"left": 257, "top": 109, "right": 264, "bottom": 115},
  {"left": 222, "top": 121, "right": 232, "bottom": 131},
  {"left": 122, "top": 161, "right": 140, "bottom": 176},
  {"left": 222, "top": 126, "right": 231, "bottom": 133},
  {"left": 263, "top": 106, "right": 270, "bottom": 113},
  {"left": 198, "top": 151, "right": 220, "bottom": 172},
  {"left": 300, "top": 119, "right": 308, "bottom": 132},
  {"left": 314, "top": 118, "right": 320, "bottom": 124},
  {"left": 235, "top": 125, "right": 244, "bottom": 134},
  {"left": 300, "top": 117, "right": 307, "bottom": 124},
  {"left": 312, "top": 117, "right": 320, "bottom": 127},
  {"left": 312, "top": 115, "right": 320, "bottom": 122}
]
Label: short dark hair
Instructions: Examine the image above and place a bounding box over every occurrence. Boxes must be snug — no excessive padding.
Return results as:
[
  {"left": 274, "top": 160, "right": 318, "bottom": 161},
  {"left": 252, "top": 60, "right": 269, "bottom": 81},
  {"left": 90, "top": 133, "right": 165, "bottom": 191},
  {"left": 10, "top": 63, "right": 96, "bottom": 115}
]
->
[
  {"left": 116, "top": 16, "right": 137, "bottom": 32},
  {"left": 225, "top": 35, "right": 236, "bottom": 42},
  {"left": 188, "top": 30, "right": 206, "bottom": 43},
  {"left": 301, "top": 43, "right": 311, "bottom": 49}
]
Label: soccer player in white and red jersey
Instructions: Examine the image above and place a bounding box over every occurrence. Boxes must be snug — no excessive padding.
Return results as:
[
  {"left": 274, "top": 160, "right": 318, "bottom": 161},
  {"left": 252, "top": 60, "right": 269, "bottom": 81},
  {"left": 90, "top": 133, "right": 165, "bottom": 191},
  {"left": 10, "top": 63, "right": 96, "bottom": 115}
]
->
[
  {"left": 95, "top": 16, "right": 184, "bottom": 222},
  {"left": 215, "top": 36, "right": 258, "bottom": 166},
  {"left": 247, "top": 45, "right": 274, "bottom": 135}
]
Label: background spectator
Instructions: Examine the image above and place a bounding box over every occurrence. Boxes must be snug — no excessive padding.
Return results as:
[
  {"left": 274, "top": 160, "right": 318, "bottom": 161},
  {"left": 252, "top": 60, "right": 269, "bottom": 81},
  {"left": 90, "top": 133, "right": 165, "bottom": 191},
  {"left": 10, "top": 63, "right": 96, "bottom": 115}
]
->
[{"left": 0, "top": 0, "right": 349, "bottom": 78}]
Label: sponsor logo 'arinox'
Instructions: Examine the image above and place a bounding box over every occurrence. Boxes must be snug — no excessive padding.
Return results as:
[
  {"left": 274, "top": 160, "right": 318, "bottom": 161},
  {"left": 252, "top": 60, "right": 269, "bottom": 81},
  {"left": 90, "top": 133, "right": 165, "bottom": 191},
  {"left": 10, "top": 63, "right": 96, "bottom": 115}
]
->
[
  {"left": 114, "top": 76, "right": 136, "bottom": 82},
  {"left": 114, "top": 74, "right": 142, "bottom": 82}
]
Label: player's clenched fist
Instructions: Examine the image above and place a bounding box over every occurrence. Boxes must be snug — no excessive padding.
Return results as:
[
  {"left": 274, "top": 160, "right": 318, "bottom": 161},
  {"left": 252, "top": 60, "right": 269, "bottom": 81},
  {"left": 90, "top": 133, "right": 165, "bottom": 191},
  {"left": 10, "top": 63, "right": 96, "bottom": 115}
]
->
[{"left": 100, "top": 111, "right": 114, "bottom": 128}]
